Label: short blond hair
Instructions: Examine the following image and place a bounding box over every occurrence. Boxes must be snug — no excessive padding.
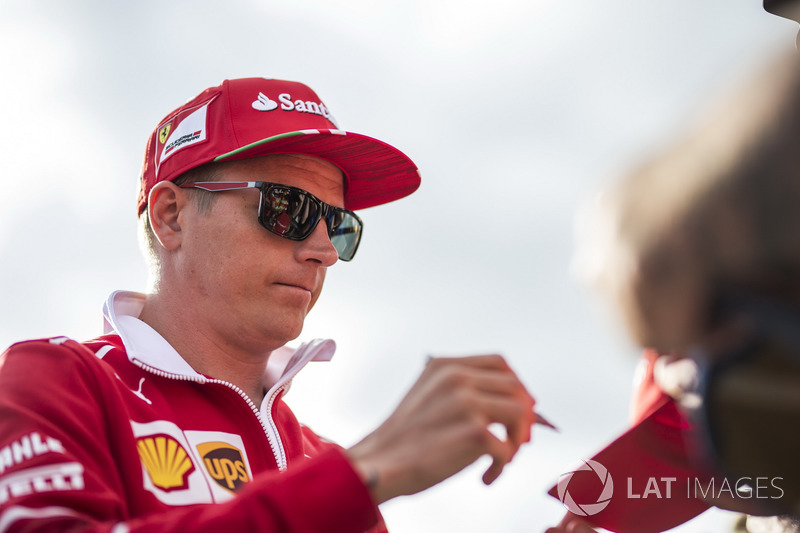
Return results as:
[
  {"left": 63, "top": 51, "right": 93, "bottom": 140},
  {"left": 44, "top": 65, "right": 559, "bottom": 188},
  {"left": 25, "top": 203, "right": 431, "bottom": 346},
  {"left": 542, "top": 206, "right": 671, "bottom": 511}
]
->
[{"left": 137, "top": 163, "right": 221, "bottom": 285}]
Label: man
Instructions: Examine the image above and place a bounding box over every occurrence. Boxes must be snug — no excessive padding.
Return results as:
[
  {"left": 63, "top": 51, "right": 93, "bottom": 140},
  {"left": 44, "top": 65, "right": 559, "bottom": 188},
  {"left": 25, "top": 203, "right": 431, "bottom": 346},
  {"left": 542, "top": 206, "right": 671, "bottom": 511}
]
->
[{"left": 0, "top": 78, "right": 538, "bottom": 532}]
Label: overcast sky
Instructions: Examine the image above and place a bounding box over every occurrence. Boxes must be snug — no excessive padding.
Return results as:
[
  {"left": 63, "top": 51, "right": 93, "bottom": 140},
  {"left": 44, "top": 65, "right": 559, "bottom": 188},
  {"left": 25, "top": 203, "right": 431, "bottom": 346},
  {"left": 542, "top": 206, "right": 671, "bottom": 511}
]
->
[{"left": 1, "top": 1, "right": 797, "bottom": 531}]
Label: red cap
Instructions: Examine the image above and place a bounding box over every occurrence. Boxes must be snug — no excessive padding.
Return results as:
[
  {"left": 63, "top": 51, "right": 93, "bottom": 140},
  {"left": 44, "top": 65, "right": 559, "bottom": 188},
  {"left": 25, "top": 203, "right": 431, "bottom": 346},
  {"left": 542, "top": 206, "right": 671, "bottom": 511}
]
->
[{"left": 138, "top": 78, "right": 421, "bottom": 214}]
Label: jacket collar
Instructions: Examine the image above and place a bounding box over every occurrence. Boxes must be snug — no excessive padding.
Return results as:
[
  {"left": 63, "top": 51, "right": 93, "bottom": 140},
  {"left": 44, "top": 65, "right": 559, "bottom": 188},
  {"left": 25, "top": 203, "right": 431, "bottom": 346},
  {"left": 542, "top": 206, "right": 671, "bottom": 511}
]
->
[{"left": 101, "top": 290, "right": 336, "bottom": 394}]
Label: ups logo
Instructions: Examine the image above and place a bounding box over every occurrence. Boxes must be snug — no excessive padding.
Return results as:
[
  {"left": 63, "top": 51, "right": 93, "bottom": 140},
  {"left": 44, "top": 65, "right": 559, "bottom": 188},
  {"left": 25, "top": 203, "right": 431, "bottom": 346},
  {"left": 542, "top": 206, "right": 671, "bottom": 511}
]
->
[{"left": 197, "top": 442, "right": 251, "bottom": 493}]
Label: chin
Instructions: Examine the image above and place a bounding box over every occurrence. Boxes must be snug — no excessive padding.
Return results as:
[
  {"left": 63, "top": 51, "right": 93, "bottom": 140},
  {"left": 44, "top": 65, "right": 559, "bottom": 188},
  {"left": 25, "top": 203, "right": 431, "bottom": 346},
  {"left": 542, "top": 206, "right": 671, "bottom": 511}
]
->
[{"left": 270, "top": 321, "right": 305, "bottom": 347}]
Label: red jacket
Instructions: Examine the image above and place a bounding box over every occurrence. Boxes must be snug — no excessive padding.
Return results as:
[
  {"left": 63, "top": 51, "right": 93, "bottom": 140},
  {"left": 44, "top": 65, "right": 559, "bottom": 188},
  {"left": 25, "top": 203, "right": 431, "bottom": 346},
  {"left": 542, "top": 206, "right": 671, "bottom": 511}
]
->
[{"left": 0, "top": 291, "right": 386, "bottom": 533}]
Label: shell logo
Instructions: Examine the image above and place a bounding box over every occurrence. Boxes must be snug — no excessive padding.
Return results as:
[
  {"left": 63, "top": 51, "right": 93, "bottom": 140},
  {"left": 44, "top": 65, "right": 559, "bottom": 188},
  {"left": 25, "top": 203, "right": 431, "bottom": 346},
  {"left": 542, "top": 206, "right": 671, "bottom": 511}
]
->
[{"left": 136, "top": 434, "right": 195, "bottom": 491}]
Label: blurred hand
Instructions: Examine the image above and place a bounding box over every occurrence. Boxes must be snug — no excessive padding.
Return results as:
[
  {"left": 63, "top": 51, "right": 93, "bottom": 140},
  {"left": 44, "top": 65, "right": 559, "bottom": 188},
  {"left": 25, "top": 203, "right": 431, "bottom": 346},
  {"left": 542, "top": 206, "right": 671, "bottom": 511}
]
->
[
  {"left": 347, "top": 354, "right": 537, "bottom": 503},
  {"left": 545, "top": 512, "right": 599, "bottom": 533}
]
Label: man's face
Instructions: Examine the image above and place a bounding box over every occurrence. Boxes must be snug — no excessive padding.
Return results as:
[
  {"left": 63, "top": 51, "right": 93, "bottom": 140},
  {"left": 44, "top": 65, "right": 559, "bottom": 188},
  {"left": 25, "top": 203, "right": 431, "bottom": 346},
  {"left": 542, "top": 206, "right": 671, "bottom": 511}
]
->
[{"left": 174, "top": 153, "right": 343, "bottom": 352}]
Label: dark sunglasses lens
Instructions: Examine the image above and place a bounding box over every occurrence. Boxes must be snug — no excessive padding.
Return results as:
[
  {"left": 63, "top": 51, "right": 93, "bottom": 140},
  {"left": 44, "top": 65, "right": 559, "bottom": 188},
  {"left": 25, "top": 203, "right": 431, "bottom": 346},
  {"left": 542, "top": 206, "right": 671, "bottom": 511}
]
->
[
  {"left": 260, "top": 187, "right": 318, "bottom": 239},
  {"left": 329, "top": 211, "right": 362, "bottom": 261},
  {"left": 259, "top": 184, "right": 362, "bottom": 261}
]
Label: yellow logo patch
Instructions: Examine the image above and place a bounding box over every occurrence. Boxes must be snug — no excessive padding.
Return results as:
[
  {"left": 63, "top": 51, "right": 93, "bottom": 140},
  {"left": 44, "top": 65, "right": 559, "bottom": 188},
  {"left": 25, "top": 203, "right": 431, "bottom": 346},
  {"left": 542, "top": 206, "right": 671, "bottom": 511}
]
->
[
  {"left": 158, "top": 123, "right": 172, "bottom": 144},
  {"left": 136, "top": 434, "right": 195, "bottom": 491},
  {"left": 197, "top": 441, "right": 251, "bottom": 493}
]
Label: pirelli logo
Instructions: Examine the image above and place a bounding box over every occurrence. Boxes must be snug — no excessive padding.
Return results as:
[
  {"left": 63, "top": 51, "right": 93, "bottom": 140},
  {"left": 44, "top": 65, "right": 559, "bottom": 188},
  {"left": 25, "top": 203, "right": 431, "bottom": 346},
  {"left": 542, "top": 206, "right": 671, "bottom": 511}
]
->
[
  {"left": 197, "top": 442, "right": 251, "bottom": 493},
  {"left": 136, "top": 434, "right": 195, "bottom": 492},
  {"left": 0, "top": 462, "right": 84, "bottom": 504}
]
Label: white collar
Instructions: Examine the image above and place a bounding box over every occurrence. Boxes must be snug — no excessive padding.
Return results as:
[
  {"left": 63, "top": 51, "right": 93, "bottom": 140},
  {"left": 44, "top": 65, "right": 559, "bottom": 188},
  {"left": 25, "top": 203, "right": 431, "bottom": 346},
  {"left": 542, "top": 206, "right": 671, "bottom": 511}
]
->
[{"left": 101, "top": 290, "right": 335, "bottom": 393}]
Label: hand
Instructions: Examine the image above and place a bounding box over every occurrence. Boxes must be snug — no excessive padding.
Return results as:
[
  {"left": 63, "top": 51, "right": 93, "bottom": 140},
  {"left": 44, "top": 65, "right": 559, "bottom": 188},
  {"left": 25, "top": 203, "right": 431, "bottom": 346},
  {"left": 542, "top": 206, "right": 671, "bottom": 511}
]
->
[
  {"left": 347, "top": 354, "right": 537, "bottom": 503},
  {"left": 545, "top": 512, "right": 599, "bottom": 533}
]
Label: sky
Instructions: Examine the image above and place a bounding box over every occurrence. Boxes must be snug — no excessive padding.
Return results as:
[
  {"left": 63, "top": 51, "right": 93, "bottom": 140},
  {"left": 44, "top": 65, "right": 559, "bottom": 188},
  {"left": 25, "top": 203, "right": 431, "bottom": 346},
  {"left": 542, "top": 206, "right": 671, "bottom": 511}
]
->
[{"left": 0, "top": 1, "right": 797, "bottom": 531}]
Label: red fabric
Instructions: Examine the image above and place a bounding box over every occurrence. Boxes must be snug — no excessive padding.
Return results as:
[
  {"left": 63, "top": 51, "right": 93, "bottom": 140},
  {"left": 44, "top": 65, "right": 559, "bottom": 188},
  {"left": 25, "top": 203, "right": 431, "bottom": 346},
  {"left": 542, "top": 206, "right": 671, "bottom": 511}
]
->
[
  {"left": 0, "top": 336, "right": 385, "bottom": 533},
  {"left": 548, "top": 351, "right": 712, "bottom": 533}
]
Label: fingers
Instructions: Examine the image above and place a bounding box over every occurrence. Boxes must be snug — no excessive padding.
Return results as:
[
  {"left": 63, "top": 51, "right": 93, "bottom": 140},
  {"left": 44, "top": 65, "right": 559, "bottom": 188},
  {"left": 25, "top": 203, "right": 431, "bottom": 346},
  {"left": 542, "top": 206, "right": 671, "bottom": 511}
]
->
[
  {"left": 480, "top": 428, "right": 513, "bottom": 485},
  {"left": 348, "top": 353, "right": 539, "bottom": 503},
  {"left": 475, "top": 391, "right": 534, "bottom": 451},
  {"left": 427, "top": 360, "right": 535, "bottom": 403},
  {"left": 426, "top": 355, "right": 536, "bottom": 449},
  {"left": 482, "top": 457, "right": 505, "bottom": 485},
  {"left": 425, "top": 355, "right": 537, "bottom": 485},
  {"left": 425, "top": 354, "right": 524, "bottom": 383}
]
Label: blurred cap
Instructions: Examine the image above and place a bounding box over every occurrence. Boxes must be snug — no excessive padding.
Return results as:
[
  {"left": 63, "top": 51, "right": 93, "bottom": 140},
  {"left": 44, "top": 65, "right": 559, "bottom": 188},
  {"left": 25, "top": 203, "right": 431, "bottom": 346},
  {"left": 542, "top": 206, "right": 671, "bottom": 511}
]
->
[{"left": 548, "top": 351, "right": 712, "bottom": 532}]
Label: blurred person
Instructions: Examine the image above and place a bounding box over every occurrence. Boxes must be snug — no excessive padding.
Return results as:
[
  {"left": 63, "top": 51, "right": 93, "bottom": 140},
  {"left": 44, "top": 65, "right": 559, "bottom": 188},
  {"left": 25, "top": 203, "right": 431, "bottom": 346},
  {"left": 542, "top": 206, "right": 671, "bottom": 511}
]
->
[
  {"left": 593, "top": 48, "right": 800, "bottom": 527},
  {"left": 0, "top": 78, "right": 541, "bottom": 532},
  {"left": 549, "top": 23, "right": 800, "bottom": 533},
  {"left": 766, "top": 0, "right": 800, "bottom": 46}
]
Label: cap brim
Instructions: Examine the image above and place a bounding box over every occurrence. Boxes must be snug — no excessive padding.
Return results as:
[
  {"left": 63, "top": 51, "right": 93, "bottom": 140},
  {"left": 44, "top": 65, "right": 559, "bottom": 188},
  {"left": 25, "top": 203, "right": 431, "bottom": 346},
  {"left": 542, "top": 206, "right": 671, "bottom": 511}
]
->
[
  {"left": 214, "top": 129, "right": 421, "bottom": 211},
  {"left": 547, "top": 398, "right": 711, "bottom": 533}
]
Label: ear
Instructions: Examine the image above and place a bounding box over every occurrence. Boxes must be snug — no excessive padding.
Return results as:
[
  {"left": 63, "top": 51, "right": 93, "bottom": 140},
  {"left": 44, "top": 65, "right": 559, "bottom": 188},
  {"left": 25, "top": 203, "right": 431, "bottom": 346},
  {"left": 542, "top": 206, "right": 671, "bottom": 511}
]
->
[{"left": 148, "top": 181, "right": 188, "bottom": 251}]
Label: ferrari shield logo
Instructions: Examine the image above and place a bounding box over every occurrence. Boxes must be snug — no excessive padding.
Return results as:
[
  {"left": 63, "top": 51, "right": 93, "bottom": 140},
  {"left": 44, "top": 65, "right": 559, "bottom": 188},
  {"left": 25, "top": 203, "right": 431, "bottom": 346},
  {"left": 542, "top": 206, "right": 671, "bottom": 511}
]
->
[{"left": 158, "top": 123, "right": 172, "bottom": 144}]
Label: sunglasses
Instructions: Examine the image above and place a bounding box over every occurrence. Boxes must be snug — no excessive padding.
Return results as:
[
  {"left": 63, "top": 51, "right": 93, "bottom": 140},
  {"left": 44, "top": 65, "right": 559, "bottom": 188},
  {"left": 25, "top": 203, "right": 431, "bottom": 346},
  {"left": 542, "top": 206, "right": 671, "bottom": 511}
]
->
[
  {"left": 679, "top": 294, "right": 800, "bottom": 510},
  {"left": 180, "top": 181, "right": 363, "bottom": 261}
]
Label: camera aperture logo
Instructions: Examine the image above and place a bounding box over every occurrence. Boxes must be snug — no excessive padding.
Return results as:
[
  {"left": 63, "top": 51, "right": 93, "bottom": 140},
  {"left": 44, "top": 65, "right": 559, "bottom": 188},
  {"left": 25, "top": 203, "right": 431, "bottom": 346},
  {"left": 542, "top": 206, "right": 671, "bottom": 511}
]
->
[{"left": 557, "top": 459, "right": 614, "bottom": 516}]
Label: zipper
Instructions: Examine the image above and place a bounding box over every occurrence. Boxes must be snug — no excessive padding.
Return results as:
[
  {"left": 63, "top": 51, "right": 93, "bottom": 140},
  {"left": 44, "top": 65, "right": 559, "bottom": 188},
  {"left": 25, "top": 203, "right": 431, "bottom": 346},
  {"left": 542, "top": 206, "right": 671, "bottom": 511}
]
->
[{"left": 132, "top": 360, "right": 289, "bottom": 471}]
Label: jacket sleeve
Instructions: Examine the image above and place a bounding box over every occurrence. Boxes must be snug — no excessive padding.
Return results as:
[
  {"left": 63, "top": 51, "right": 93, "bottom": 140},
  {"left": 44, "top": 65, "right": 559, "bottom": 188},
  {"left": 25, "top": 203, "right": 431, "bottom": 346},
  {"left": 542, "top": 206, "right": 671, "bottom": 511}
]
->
[
  {"left": 0, "top": 339, "right": 380, "bottom": 533},
  {"left": 297, "top": 426, "right": 389, "bottom": 533}
]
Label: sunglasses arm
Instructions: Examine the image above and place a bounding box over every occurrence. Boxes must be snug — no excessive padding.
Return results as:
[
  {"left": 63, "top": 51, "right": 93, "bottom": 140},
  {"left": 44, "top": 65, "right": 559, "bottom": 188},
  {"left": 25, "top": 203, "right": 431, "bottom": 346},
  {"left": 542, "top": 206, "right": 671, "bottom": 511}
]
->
[{"left": 179, "top": 181, "right": 263, "bottom": 192}]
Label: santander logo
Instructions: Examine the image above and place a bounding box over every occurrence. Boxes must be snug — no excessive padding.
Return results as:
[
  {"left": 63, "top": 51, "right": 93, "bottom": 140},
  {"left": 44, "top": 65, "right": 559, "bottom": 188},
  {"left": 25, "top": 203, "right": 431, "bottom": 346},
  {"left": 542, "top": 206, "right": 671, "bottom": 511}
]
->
[
  {"left": 251, "top": 91, "right": 338, "bottom": 127},
  {"left": 252, "top": 93, "right": 279, "bottom": 111}
]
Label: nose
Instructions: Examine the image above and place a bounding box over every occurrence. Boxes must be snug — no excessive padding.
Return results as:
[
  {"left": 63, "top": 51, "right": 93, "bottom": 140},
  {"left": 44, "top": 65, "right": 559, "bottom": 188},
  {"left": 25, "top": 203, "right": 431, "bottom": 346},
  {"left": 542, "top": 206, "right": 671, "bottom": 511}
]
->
[{"left": 296, "top": 219, "right": 339, "bottom": 266}]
